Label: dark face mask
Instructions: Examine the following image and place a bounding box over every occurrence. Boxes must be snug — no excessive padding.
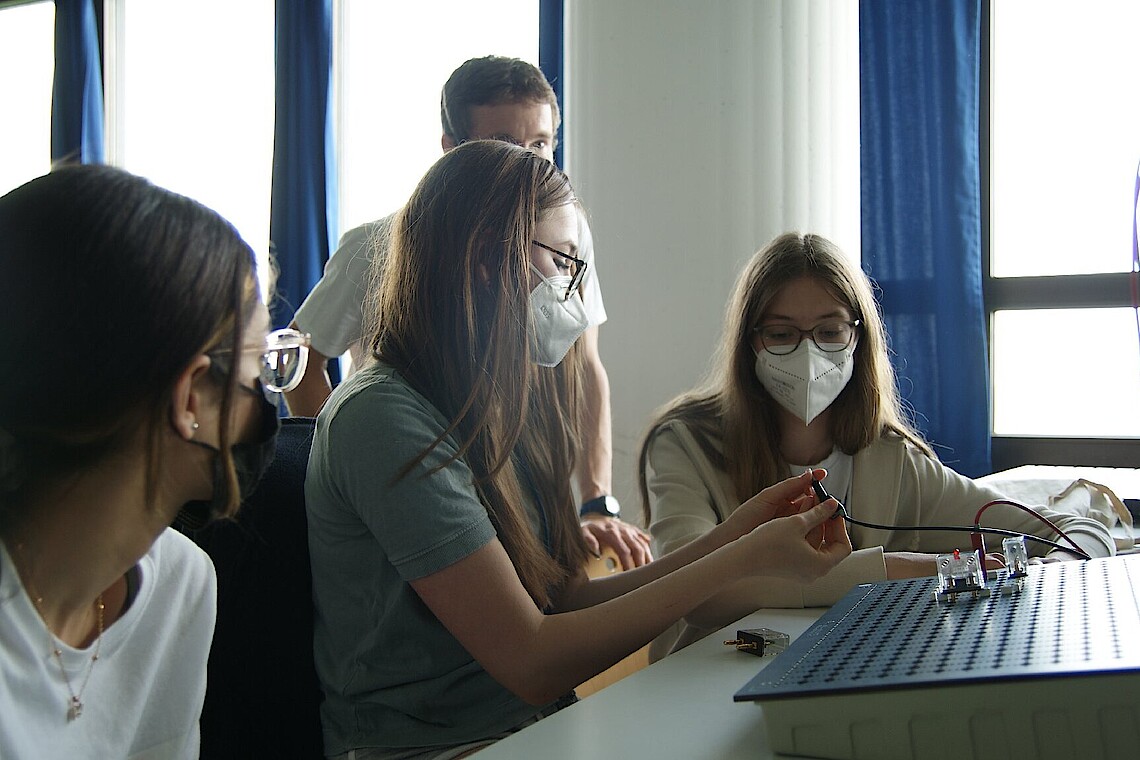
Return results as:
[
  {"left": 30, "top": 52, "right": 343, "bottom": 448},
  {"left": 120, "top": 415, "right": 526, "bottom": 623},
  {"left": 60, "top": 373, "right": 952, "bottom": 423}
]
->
[{"left": 174, "top": 383, "right": 281, "bottom": 531}]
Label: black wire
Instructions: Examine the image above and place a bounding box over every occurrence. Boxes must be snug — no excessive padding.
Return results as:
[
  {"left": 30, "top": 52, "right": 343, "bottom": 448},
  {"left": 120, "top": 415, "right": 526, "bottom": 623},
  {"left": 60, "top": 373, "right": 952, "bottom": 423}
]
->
[
  {"left": 812, "top": 479, "right": 1092, "bottom": 560},
  {"left": 837, "top": 510, "right": 1090, "bottom": 559}
]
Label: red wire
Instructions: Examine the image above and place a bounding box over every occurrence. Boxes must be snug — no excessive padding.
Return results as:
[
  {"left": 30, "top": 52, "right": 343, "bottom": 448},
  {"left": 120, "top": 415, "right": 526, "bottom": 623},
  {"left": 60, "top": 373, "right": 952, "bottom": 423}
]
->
[{"left": 974, "top": 499, "right": 1089, "bottom": 557}]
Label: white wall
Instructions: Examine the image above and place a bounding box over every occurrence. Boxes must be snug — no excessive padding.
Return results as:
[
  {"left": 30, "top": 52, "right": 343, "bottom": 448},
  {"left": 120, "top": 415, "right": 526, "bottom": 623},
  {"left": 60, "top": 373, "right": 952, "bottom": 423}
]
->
[{"left": 565, "top": 0, "right": 860, "bottom": 520}]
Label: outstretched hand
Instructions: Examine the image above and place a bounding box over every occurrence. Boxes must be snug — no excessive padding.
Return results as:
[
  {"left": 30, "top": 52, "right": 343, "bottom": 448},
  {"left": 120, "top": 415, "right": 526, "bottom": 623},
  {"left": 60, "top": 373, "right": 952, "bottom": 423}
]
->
[{"left": 728, "top": 470, "right": 852, "bottom": 583}]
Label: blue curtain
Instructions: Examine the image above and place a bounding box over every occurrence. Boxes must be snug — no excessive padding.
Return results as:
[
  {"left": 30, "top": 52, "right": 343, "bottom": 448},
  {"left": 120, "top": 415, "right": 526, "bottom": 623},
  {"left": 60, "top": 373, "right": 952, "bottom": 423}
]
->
[
  {"left": 269, "top": 0, "right": 337, "bottom": 337},
  {"left": 859, "top": 0, "right": 990, "bottom": 477},
  {"left": 51, "top": 0, "right": 104, "bottom": 165},
  {"left": 538, "top": 0, "right": 565, "bottom": 169}
]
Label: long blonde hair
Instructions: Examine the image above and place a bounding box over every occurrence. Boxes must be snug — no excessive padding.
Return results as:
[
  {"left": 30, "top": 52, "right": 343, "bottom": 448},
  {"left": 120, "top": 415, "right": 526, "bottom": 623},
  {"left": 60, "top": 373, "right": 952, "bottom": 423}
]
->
[
  {"left": 638, "top": 232, "right": 931, "bottom": 522},
  {"left": 369, "top": 140, "right": 588, "bottom": 608}
]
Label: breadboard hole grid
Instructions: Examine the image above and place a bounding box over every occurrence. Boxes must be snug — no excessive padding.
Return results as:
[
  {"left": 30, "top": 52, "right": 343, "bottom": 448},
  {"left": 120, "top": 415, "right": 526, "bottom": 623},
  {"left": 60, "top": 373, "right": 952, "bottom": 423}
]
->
[{"left": 739, "top": 556, "right": 1140, "bottom": 700}]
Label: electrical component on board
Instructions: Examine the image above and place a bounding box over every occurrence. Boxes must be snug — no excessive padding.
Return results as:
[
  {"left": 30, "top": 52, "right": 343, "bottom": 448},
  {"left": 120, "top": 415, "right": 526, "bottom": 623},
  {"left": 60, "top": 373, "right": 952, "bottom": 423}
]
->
[
  {"left": 935, "top": 549, "right": 989, "bottom": 602},
  {"left": 1002, "top": 536, "right": 1030, "bottom": 578}
]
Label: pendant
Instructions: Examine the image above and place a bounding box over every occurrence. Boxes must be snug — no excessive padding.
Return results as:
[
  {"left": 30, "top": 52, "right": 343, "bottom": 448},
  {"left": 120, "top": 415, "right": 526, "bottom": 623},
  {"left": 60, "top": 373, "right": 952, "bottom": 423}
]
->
[{"left": 67, "top": 696, "right": 83, "bottom": 721}]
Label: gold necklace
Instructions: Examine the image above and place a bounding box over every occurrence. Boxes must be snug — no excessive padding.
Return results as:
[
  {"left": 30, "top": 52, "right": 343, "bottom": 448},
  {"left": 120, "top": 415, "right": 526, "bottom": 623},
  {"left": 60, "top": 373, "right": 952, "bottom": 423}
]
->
[
  {"left": 15, "top": 545, "right": 106, "bottom": 721},
  {"left": 32, "top": 592, "right": 105, "bottom": 721}
]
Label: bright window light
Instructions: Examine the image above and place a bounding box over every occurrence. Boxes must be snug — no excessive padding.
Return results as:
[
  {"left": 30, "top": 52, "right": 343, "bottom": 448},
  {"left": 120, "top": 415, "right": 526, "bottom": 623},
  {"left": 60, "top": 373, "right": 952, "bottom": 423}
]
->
[
  {"left": 990, "top": 1, "right": 1140, "bottom": 278},
  {"left": 989, "top": 1, "right": 1140, "bottom": 442},
  {"left": 992, "top": 308, "right": 1140, "bottom": 437},
  {"left": 109, "top": 0, "right": 275, "bottom": 294},
  {"left": 0, "top": 1, "right": 54, "bottom": 195},
  {"left": 337, "top": 0, "right": 539, "bottom": 237}
]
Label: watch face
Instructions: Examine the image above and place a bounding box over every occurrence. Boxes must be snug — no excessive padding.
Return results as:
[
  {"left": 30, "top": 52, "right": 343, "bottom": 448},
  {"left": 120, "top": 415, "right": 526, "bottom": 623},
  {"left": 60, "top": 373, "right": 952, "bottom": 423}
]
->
[{"left": 582, "top": 495, "right": 620, "bottom": 518}]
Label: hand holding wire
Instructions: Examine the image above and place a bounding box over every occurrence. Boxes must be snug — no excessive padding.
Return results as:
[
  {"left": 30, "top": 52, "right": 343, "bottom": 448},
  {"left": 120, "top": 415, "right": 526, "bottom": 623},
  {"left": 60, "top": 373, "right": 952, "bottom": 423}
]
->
[{"left": 810, "top": 478, "right": 848, "bottom": 520}]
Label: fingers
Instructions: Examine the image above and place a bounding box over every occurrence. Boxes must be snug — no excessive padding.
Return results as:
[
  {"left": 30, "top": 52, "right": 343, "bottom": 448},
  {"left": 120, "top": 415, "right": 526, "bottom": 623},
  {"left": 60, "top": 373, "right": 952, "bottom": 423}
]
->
[
  {"left": 788, "top": 493, "right": 815, "bottom": 516},
  {"left": 746, "top": 500, "right": 851, "bottom": 581},
  {"left": 797, "top": 468, "right": 832, "bottom": 504},
  {"left": 735, "top": 498, "right": 851, "bottom": 582},
  {"left": 799, "top": 500, "right": 852, "bottom": 555},
  {"left": 578, "top": 524, "right": 601, "bottom": 558},
  {"left": 612, "top": 542, "right": 635, "bottom": 571},
  {"left": 614, "top": 523, "right": 653, "bottom": 569},
  {"left": 798, "top": 498, "right": 839, "bottom": 529},
  {"left": 580, "top": 519, "right": 654, "bottom": 569},
  {"left": 735, "top": 470, "right": 843, "bottom": 555},
  {"left": 736, "top": 471, "right": 832, "bottom": 540},
  {"left": 627, "top": 528, "right": 654, "bottom": 567},
  {"left": 755, "top": 469, "right": 819, "bottom": 510}
]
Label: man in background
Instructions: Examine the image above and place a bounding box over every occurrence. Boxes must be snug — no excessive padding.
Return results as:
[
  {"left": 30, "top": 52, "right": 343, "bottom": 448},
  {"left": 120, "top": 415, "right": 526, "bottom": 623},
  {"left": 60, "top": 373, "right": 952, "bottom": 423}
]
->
[{"left": 287, "top": 55, "right": 651, "bottom": 567}]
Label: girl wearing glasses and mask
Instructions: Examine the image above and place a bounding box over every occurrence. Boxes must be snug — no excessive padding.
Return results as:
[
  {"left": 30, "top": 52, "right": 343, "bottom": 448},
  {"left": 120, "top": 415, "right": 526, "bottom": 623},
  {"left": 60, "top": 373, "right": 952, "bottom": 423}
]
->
[
  {"left": 305, "top": 141, "right": 851, "bottom": 759},
  {"left": 0, "top": 165, "right": 306, "bottom": 758},
  {"left": 637, "top": 232, "right": 1115, "bottom": 660}
]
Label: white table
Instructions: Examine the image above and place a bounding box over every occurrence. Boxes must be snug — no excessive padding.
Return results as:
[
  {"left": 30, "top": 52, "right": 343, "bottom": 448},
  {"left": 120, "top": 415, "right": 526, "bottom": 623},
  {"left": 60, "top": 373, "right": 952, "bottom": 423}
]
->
[
  {"left": 480, "top": 466, "right": 1140, "bottom": 758},
  {"left": 476, "top": 608, "right": 824, "bottom": 759}
]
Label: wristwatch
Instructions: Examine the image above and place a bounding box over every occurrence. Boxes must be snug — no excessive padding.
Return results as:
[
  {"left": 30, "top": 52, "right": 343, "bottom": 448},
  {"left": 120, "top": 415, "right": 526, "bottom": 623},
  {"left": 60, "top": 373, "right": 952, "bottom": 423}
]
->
[{"left": 579, "top": 494, "right": 621, "bottom": 519}]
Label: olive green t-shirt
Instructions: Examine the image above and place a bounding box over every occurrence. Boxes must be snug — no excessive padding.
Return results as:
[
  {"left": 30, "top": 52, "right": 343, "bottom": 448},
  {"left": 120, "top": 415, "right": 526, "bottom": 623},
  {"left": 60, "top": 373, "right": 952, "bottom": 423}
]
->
[{"left": 306, "top": 363, "right": 553, "bottom": 755}]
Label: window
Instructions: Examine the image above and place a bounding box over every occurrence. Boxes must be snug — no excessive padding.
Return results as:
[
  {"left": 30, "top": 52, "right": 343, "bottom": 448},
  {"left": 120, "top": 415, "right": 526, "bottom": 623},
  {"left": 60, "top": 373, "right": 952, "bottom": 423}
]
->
[
  {"left": 3, "top": 1, "right": 542, "bottom": 313},
  {"left": 105, "top": 0, "right": 275, "bottom": 294},
  {"left": 0, "top": 0, "right": 54, "bottom": 195},
  {"left": 335, "top": 0, "right": 538, "bottom": 238},
  {"left": 984, "top": 0, "right": 1140, "bottom": 467}
]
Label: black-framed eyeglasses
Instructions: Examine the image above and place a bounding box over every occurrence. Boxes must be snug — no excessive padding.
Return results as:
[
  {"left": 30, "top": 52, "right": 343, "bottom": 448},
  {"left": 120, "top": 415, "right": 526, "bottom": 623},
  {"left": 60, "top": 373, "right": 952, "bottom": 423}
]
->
[
  {"left": 532, "top": 240, "right": 587, "bottom": 301},
  {"left": 208, "top": 328, "right": 312, "bottom": 393},
  {"left": 753, "top": 320, "right": 861, "bottom": 356}
]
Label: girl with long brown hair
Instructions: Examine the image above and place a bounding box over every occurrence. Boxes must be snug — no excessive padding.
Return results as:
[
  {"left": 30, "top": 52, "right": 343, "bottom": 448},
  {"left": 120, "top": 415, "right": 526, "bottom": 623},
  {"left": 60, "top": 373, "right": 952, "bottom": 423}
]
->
[
  {"left": 638, "top": 232, "right": 1115, "bottom": 659},
  {"left": 306, "top": 142, "right": 852, "bottom": 759}
]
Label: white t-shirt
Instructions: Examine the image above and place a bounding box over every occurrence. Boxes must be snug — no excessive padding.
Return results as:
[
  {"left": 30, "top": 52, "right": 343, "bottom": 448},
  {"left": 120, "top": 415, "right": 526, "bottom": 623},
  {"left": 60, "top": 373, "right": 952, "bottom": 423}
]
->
[
  {"left": 293, "top": 212, "right": 608, "bottom": 366},
  {"left": 0, "top": 529, "right": 216, "bottom": 760}
]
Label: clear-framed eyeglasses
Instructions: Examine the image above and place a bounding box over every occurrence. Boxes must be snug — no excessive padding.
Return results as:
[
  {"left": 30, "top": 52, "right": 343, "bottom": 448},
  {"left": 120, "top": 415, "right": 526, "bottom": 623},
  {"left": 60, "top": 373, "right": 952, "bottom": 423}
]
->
[
  {"left": 261, "top": 328, "right": 311, "bottom": 392},
  {"left": 211, "top": 328, "right": 312, "bottom": 393},
  {"left": 532, "top": 240, "right": 588, "bottom": 301},
  {"left": 754, "top": 320, "right": 861, "bottom": 356}
]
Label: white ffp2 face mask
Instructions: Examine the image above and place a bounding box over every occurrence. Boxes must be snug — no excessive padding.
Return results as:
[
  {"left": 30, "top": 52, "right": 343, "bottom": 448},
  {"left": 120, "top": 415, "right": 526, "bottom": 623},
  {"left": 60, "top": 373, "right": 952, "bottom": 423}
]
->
[
  {"left": 754, "top": 340, "right": 855, "bottom": 424},
  {"left": 528, "top": 264, "right": 589, "bottom": 367}
]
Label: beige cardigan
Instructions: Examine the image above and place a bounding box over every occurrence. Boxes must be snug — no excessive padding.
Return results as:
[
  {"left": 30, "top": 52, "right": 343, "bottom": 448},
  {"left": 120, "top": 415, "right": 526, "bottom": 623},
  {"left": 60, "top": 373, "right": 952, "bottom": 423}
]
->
[{"left": 644, "top": 420, "right": 1115, "bottom": 658}]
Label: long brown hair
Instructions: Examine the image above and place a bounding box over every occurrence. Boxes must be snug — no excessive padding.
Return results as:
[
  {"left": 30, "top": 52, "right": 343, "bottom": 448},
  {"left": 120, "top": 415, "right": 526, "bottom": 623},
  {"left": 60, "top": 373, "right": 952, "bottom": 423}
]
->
[
  {"left": 638, "top": 232, "right": 932, "bottom": 523},
  {"left": 369, "top": 140, "right": 588, "bottom": 608}
]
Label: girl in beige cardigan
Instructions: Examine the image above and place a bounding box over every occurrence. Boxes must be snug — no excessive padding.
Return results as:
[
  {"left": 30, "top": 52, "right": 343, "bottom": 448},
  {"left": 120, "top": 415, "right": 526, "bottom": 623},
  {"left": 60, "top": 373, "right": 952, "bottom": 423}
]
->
[{"left": 638, "top": 232, "right": 1114, "bottom": 659}]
